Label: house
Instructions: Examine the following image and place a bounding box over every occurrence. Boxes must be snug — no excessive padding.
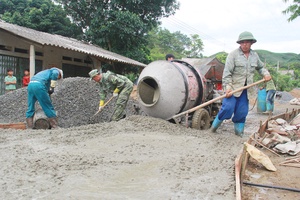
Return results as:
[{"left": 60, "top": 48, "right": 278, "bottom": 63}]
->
[
  {"left": 181, "top": 57, "right": 224, "bottom": 89},
  {"left": 0, "top": 20, "right": 146, "bottom": 94}
]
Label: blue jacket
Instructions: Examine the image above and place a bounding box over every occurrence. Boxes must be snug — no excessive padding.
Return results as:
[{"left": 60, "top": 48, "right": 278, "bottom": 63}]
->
[{"left": 31, "top": 68, "right": 60, "bottom": 89}]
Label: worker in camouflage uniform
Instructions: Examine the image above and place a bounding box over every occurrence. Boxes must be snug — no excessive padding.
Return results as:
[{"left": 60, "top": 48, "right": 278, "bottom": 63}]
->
[
  {"left": 89, "top": 69, "right": 133, "bottom": 121},
  {"left": 210, "top": 31, "right": 272, "bottom": 137}
]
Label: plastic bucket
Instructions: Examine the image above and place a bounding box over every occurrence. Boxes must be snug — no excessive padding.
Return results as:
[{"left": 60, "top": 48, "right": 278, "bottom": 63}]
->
[{"left": 257, "top": 88, "right": 267, "bottom": 113}]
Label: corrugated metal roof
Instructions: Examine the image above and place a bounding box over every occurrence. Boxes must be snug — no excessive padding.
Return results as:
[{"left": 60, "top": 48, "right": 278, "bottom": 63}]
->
[
  {"left": 182, "top": 57, "right": 215, "bottom": 75},
  {"left": 0, "top": 20, "right": 146, "bottom": 68},
  {"left": 182, "top": 57, "right": 215, "bottom": 68}
]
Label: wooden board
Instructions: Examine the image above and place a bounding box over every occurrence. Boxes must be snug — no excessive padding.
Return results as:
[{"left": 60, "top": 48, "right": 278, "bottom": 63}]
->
[
  {"left": 0, "top": 122, "right": 26, "bottom": 130},
  {"left": 235, "top": 108, "right": 300, "bottom": 200}
]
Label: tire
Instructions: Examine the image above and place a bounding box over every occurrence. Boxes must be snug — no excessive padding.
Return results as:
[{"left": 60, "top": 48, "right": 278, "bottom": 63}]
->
[{"left": 191, "top": 108, "right": 211, "bottom": 130}]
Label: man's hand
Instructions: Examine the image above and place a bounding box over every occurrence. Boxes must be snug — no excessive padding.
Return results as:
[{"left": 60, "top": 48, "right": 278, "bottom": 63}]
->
[
  {"left": 225, "top": 89, "right": 232, "bottom": 98},
  {"left": 113, "top": 92, "right": 118, "bottom": 97},
  {"left": 48, "top": 87, "right": 54, "bottom": 95},
  {"left": 98, "top": 106, "right": 104, "bottom": 112},
  {"left": 264, "top": 75, "right": 272, "bottom": 82},
  {"left": 113, "top": 88, "right": 119, "bottom": 97}
]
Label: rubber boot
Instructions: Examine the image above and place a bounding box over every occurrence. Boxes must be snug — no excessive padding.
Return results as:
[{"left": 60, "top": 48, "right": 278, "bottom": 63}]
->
[
  {"left": 210, "top": 115, "right": 223, "bottom": 133},
  {"left": 26, "top": 117, "right": 33, "bottom": 129},
  {"left": 264, "top": 103, "right": 273, "bottom": 114},
  {"left": 48, "top": 117, "right": 59, "bottom": 129},
  {"left": 234, "top": 123, "right": 245, "bottom": 137}
]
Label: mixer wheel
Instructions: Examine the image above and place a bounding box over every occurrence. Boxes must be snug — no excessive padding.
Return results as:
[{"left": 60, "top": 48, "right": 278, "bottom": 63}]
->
[{"left": 191, "top": 108, "right": 211, "bottom": 130}]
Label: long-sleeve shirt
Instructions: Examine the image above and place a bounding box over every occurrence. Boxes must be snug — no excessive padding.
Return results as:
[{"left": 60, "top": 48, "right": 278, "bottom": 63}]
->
[
  {"left": 22, "top": 75, "right": 30, "bottom": 87},
  {"left": 222, "top": 47, "right": 270, "bottom": 97},
  {"left": 31, "top": 68, "right": 60, "bottom": 89},
  {"left": 98, "top": 71, "right": 132, "bottom": 101}
]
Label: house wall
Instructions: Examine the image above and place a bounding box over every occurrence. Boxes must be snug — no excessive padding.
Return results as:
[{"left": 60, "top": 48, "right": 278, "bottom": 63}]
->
[{"left": 0, "top": 30, "right": 94, "bottom": 95}]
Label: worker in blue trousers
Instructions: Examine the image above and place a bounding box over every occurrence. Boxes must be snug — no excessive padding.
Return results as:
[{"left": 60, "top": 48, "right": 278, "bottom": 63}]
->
[
  {"left": 210, "top": 31, "right": 272, "bottom": 137},
  {"left": 25, "top": 68, "right": 63, "bottom": 129}
]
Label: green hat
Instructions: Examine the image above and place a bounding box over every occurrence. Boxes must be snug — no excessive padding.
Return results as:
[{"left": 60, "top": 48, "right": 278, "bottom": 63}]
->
[
  {"left": 89, "top": 69, "right": 99, "bottom": 80},
  {"left": 237, "top": 31, "right": 257, "bottom": 44}
]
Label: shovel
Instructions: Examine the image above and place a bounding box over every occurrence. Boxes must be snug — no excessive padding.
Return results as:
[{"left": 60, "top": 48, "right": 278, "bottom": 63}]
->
[{"left": 91, "top": 96, "right": 115, "bottom": 118}]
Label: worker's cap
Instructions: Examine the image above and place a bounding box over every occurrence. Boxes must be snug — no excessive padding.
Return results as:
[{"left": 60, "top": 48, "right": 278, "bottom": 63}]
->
[
  {"left": 236, "top": 31, "right": 257, "bottom": 44},
  {"left": 52, "top": 68, "right": 63, "bottom": 79},
  {"left": 89, "top": 69, "right": 100, "bottom": 80},
  {"left": 58, "top": 69, "right": 63, "bottom": 79}
]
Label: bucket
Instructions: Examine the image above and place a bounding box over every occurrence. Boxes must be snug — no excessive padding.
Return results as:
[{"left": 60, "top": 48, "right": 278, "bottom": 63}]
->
[{"left": 257, "top": 88, "right": 266, "bottom": 113}]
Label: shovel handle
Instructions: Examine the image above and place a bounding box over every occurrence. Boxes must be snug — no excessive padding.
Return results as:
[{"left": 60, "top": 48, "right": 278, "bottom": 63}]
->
[
  {"left": 92, "top": 96, "right": 115, "bottom": 117},
  {"left": 172, "top": 79, "right": 266, "bottom": 119}
]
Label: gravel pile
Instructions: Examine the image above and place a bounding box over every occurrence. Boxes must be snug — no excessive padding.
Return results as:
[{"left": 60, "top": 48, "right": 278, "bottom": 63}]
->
[
  {"left": 0, "top": 77, "right": 297, "bottom": 128},
  {"left": 0, "top": 77, "right": 139, "bottom": 128},
  {"left": 276, "top": 91, "right": 295, "bottom": 103}
]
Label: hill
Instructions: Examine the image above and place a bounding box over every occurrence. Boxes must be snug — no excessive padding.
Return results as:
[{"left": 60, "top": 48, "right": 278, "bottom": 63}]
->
[
  {"left": 211, "top": 50, "right": 300, "bottom": 67},
  {"left": 255, "top": 50, "right": 300, "bottom": 67}
]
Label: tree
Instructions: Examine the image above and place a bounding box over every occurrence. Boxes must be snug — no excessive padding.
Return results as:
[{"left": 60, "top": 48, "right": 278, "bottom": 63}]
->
[
  {"left": 0, "top": 0, "right": 82, "bottom": 38},
  {"left": 54, "top": 0, "right": 180, "bottom": 63},
  {"left": 282, "top": 0, "right": 300, "bottom": 22},
  {"left": 215, "top": 52, "right": 228, "bottom": 64},
  {"left": 184, "top": 34, "right": 204, "bottom": 58},
  {"left": 147, "top": 27, "right": 204, "bottom": 61}
]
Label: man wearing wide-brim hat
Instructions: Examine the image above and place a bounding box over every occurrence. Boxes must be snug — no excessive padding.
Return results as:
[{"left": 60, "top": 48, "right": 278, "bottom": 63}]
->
[
  {"left": 210, "top": 31, "right": 272, "bottom": 137},
  {"left": 89, "top": 69, "right": 133, "bottom": 121}
]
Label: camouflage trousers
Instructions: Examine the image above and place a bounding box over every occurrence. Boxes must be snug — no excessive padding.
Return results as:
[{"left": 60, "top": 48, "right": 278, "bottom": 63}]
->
[{"left": 111, "top": 82, "right": 133, "bottom": 121}]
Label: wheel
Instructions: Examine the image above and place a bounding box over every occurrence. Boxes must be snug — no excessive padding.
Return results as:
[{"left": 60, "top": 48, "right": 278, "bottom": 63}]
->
[{"left": 191, "top": 108, "right": 211, "bottom": 130}]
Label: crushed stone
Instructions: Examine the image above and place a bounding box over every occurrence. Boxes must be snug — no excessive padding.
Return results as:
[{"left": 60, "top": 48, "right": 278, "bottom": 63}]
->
[{"left": 0, "top": 77, "right": 139, "bottom": 127}]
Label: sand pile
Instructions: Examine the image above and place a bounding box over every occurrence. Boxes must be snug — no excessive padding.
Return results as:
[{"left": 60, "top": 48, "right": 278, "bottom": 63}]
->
[
  {"left": 289, "top": 88, "right": 300, "bottom": 98},
  {"left": 0, "top": 77, "right": 139, "bottom": 128},
  {"left": 1, "top": 77, "right": 300, "bottom": 199},
  {"left": 0, "top": 115, "right": 245, "bottom": 199}
]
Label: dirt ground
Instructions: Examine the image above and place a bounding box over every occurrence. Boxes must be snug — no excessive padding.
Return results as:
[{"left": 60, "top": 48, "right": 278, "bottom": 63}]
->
[
  {"left": 0, "top": 97, "right": 299, "bottom": 199},
  {"left": 242, "top": 149, "right": 300, "bottom": 200}
]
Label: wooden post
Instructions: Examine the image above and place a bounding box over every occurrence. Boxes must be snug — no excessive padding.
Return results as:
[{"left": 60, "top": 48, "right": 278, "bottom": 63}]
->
[
  {"left": 29, "top": 45, "right": 35, "bottom": 78},
  {"left": 33, "top": 109, "right": 50, "bottom": 129}
]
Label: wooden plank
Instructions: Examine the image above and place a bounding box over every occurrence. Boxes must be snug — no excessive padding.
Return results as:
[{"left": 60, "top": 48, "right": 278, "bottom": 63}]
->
[
  {"left": 235, "top": 148, "right": 244, "bottom": 200},
  {"left": 237, "top": 108, "right": 300, "bottom": 199},
  {"left": 0, "top": 122, "right": 26, "bottom": 130}
]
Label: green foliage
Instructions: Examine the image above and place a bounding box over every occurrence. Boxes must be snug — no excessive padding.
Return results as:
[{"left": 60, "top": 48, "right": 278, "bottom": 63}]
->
[
  {"left": 124, "top": 72, "right": 138, "bottom": 83},
  {"left": 147, "top": 27, "right": 204, "bottom": 61},
  {"left": 253, "top": 62, "right": 300, "bottom": 92},
  {"left": 55, "top": 0, "right": 180, "bottom": 63},
  {"left": 215, "top": 52, "right": 228, "bottom": 64},
  {"left": 0, "top": 0, "right": 82, "bottom": 38},
  {"left": 184, "top": 34, "right": 204, "bottom": 58},
  {"left": 276, "top": 74, "right": 295, "bottom": 91},
  {"left": 255, "top": 50, "right": 300, "bottom": 67},
  {"left": 289, "top": 62, "right": 300, "bottom": 80},
  {"left": 282, "top": 0, "right": 300, "bottom": 22}
]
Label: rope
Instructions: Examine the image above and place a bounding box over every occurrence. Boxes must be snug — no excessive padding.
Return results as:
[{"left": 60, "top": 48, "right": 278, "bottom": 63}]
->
[{"left": 249, "top": 97, "right": 257, "bottom": 111}]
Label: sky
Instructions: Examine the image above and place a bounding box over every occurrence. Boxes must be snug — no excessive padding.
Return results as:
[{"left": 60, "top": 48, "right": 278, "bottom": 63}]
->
[{"left": 160, "top": 0, "right": 300, "bottom": 57}]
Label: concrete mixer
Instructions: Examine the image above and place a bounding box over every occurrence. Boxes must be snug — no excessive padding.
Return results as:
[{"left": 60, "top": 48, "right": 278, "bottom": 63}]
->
[{"left": 137, "top": 60, "right": 222, "bottom": 130}]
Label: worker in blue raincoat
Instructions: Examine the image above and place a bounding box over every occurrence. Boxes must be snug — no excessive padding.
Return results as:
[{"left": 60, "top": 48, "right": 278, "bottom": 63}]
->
[{"left": 25, "top": 68, "right": 63, "bottom": 129}]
